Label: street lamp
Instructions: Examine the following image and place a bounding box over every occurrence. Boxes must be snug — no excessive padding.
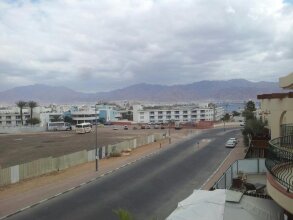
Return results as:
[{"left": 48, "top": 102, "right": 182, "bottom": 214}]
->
[{"left": 95, "top": 104, "right": 98, "bottom": 171}]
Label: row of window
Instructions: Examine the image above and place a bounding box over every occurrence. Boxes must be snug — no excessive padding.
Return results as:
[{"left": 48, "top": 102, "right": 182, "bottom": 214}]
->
[
  {"left": 0, "top": 116, "right": 30, "bottom": 119},
  {"left": 144, "top": 110, "right": 211, "bottom": 115},
  {"left": 140, "top": 114, "right": 211, "bottom": 120},
  {"left": 0, "top": 121, "right": 23, "bottom": 124}
]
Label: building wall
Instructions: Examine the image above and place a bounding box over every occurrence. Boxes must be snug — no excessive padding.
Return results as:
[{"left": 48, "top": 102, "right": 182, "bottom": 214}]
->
[
  {"left": 260, "top": 97, "right": 293, "bottom": 139},
  {"left": 132, "top": 105, "right": 223, "bottom": 124}
]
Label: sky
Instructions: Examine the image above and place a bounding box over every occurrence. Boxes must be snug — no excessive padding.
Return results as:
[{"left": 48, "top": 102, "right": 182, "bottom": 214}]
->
[{"left": 0, "top": 0, "right": 293, "bottom": 93}]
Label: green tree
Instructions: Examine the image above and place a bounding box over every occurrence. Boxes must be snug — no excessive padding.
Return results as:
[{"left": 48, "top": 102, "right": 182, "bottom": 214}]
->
[
  {"left": 242, "top": 110, "right": 255, "bottom": 120},
  {"left": 64, "top": 115, "right": 73, "bottom": 124},
  {"left": 232, "top": 111, "right": 240, "bottom": 117},
  {"left": 16, "top": 100, "right": 27, "bottom": 125},
  {"left": 222, "top": 113, "right": 230, "bottom": 121},
  {"left": 242, "top": 118, "right": 268, "bottom": 146},
  {"left": 242, "top": 100, "right": 256, "bottom": 121},
  {"left": 27, "top": 101, "right": 38, "bottom": 124},
  {"left": 245, "top": 100, "right": 256, "bottom": 112},
  {"left": 50, "top": 115, "right": 63, "bottom": 122}
]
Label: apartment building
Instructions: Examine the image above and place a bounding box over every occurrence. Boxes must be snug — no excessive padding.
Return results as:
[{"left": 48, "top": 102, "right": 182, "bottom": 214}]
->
[
  {"left": 0, "top": 107, "right": 30, "bottom": 126},
  {"left": 133, "top": 104, "right": 224, "bottom": 124},
  {"left": 257, "top": 72, "right": 293, "bottom": 218}
]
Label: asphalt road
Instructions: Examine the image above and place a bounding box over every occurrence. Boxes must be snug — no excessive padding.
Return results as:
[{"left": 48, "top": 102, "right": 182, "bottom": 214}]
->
[{"left": 7, "top": 127, "right": 241, "bottom": 220}]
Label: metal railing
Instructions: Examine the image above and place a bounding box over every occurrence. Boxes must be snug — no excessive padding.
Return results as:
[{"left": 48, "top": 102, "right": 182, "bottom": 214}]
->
[
  {"left": 212, "top": 158, "right": 267, "bottom": 190},
  {"left": 265, "top": 135, "right": 293, "bottom": 192},
  {"left": 281, "top": 124, "right": 293, "bottom": 137}
]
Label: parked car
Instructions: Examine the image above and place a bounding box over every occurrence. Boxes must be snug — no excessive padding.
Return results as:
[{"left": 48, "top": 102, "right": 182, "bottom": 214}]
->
[
  {"left": 154, "top": 124, "right": 160, "bottom": 129},
  {"left": 113, "top": 126, "right": 118, "bottom": 130},
  {"left": 141, "top": 125, "right": 146, "bottom": 129},
  {"left": 146, "top": 125, "right": 151, "bottom": 129},
  {"left": 229, "top": 138, "right": 238, "bottom": 145},
  {"left": 124, "top": 125, "right": 128, "bottom": 130},
  {"left": 240, "top": 122, "right": 245, "bottom": 127},
  {"left": 225, "top": 140, "right": 236, "bottom": 148}
]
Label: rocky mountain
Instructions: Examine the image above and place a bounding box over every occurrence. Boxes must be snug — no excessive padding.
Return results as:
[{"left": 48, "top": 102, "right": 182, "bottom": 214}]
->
[{"left": 0, "top": 79, "right": 282, "bottom": 104}]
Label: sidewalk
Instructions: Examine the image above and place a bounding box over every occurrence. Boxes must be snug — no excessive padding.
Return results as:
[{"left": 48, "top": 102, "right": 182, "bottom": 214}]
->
[
  {"left": 200, "top": 140, "right": 247, "bottom": 190},
  {"left": 0, "top": 130, "right": 195, "bottom": 219}
]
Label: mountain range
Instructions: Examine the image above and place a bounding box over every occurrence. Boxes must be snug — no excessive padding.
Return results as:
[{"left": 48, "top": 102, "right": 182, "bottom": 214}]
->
[{"left": 0, "top": 79, "right": 282, "bottom": 104}]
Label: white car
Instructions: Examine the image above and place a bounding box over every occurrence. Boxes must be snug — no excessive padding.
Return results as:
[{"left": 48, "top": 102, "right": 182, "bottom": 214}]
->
[
  {"left": 240, "top": 122, "right": 245, "bottom": 127},
  {"left": 225, "top": 140, "right": 236, "bottom": 148},
  {"left": 229, "top": 138, "right": 238, "bottom": 145}
]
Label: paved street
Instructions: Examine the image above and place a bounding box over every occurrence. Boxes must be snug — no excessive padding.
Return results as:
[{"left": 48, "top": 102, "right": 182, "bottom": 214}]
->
[{"left": 7, "top": 128, "right": 241, "bottom": 220}]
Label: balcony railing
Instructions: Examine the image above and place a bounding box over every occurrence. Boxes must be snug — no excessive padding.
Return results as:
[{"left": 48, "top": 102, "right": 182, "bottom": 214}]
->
[
  {"left": 265, "top": 135, "right": 293, "bottom": 192},
  {"left": 281, "top": 124, "right": 293, "bottom": 136}
]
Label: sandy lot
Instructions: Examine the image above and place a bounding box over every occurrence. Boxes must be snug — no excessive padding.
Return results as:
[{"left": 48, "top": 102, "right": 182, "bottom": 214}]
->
[{"left": 0, "top": 125, "right": 168, "bottom": 168}]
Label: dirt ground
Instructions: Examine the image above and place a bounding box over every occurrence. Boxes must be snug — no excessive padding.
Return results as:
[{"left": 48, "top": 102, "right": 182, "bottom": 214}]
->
[{"left": 0, "top": 125, "right": 168, "bottom": 168}]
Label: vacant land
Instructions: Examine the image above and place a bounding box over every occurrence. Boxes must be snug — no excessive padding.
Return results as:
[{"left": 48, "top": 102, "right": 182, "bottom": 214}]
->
[{"left": 0, "top": 125, "right": 167, "bottom": 168}]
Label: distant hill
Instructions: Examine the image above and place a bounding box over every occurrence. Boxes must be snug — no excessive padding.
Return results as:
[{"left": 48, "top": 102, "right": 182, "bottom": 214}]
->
[{"left": 0, "top": 79, "right": 282, "bottom": 104}]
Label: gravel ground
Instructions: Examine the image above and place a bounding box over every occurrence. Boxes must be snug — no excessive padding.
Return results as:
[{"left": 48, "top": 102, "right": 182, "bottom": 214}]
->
[{"left": 0, "top": 125, "right": 167, "bottom": 168}]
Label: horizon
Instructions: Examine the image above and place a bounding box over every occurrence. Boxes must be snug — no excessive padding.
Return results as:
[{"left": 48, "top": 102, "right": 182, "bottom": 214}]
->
[{"left": 0, "top": 78, "right": 280, "bottom": 94}]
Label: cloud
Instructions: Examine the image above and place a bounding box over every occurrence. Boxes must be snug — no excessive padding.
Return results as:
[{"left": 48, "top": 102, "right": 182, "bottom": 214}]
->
[{"left": 0, "top": 0, "right": 292, "bottom": 92}]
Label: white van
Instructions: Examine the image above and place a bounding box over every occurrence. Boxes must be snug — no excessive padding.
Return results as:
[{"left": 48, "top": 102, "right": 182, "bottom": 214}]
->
[{"left": 76, "top": 123, "right": 92, "bottom": 134}]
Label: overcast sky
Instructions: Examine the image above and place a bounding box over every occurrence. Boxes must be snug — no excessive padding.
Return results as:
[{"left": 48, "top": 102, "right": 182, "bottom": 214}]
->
[{"left": 0, "top": 0, "right": 293, "bottom": 92}]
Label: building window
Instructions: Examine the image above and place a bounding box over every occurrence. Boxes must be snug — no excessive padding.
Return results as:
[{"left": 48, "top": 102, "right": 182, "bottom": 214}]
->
[
  {"left": 183, "top": 115, "right": 188, "bottom": 118},
  {"left": 166, "top": 111, "right": 171, "bottom": 115},
  {"left": 6, "top": 116, "right": 11, "bottom": 119},
  {"left": 16, "top": 116, "right": 21, "bottom": 119},
  {"left": 183, "top": 111, "right": 188, "bottom": 114},
  {"left": 158, "top": 116, "right": 163, "bottom": 119},
  {"left": 175, "top": 116, "right": 179, "bottom": 119},
  {"left": 150, "top": 116, "right": 155, "bottom": 119},
  {"left": 6, "top": 121, "right": 11, "bottom": 124},
  {"left": 175, "top": 111, "right": 180, "bottom": 114},
  {"left": 200, "top": 110, "right": 205, "bottom": 113},
  {"left": 158, "top": 111, "right": 163, "bottom": 115},
  {"left": 150, "top": 111, "right": 154, "bottom": 115}
]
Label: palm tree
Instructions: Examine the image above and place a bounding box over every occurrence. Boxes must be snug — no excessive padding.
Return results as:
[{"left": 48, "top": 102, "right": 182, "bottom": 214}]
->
[
  {"left": 16, "top": 101, "right": 27, "bottom": 125},
  {"left": 27, "top": 101, "right": 38, "bottom": 120}
]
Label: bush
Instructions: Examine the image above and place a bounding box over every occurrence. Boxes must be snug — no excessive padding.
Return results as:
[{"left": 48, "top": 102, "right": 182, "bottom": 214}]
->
[
  {"left": 26, "top": 117, "right": 40, "bottom": 125},
  {"left": 113, "top": 208, "right": 134, "bottom": 220},
  {"left": 110, "top": 152, "right": 122, "bottom": 157}
]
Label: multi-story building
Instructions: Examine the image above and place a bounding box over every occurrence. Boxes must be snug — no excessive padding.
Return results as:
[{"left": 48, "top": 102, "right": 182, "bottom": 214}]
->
[
  {"left": 0, "top": 107, "right": 31, "bottom": 126},
  {"left": 95, "top": 104, "right": 120, "bottom": 122},
  {"left": 133, "top": 104, "right": 224, "bottom": 124},
  {"left": 257, "top": 72, "right": 293, "bottom": 218}
]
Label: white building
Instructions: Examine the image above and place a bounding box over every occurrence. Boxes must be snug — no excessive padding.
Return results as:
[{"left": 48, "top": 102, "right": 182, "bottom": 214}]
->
[
  {"left": 133, "top": 104, "right": 224, "bottom": 124},
  {"left": 0, "top": 107, "right": 30, "bottom": 126}
]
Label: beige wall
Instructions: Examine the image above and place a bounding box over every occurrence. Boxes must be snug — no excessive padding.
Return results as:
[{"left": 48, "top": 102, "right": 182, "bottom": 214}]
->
[
  {"left": 279, "top": 72, "right": 293, "bottom": 90},
  {"left": 267, "top": 175, "right": 293, "bottom": 214},
  {"left": 260, "top": 97, "right": 293, "bottom": 139}
]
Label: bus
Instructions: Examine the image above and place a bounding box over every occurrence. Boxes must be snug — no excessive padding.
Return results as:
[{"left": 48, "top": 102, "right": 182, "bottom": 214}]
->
[
  {"left": 75, "top": 122, "right": 92, "bottom": 134},
  {"left": 47, "top": 122, "right": 72, "bottom": 131}
]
